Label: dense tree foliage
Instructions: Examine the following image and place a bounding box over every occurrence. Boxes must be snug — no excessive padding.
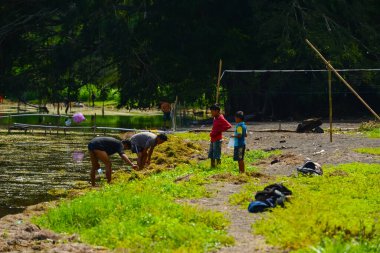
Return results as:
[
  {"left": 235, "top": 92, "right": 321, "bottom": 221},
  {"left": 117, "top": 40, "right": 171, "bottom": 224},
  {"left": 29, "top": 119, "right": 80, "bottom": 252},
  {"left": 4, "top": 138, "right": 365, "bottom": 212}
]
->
[{"left": 0, "top": 0, "right": 379, "bottom": 119}]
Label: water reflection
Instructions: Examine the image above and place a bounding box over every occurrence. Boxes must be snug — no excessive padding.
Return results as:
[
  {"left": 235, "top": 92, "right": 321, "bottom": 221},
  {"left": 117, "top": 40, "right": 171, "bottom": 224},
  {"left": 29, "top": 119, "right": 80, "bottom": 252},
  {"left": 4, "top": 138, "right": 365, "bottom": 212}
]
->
[
  {"left": 72, "top": 151, "right": 84, "bottom": 163},
  {"left": 0, "top": 113, "right": 202, "bottom": 129},
  {"left": 0, "top": 135, "right": 128, "bottom": 218}
]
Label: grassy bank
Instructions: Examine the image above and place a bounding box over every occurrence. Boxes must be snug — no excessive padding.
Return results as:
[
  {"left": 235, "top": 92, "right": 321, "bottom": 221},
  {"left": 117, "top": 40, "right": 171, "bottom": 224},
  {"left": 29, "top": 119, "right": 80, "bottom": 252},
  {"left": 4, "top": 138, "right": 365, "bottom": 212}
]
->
[
  {"left": 230, "top": 162, "right": 380, "bottom": 252},
  {"left": 354, "top": 147, "right": 380, "bottom": 155},
  {"left": 359, "top": 121, "right": 380, "bottom": 138},
  {"left": 34, "top": 133, "right": 276, "bottom": 252}
]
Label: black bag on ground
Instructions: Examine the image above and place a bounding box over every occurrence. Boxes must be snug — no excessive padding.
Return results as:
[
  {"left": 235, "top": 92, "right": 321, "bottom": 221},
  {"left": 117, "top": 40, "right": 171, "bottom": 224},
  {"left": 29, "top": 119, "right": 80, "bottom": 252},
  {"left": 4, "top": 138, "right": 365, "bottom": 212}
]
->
[
  {"left": 248, "top": 183, "right": 292, "bottom": 213},
  {"left": 297, "top": 161, "right": 323, "bottom": 176},
  {"left": 254, "top": 183, "right": 292, "bottom": 202}
]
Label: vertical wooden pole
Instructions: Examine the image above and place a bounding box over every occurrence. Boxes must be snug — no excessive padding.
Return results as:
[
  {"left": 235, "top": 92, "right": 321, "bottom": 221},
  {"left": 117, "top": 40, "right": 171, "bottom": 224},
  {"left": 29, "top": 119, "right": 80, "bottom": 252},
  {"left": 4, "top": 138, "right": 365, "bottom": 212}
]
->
[
  {"left": 7, "top": 115, "right": 11, "bottom": 133},
  {"left": 172, "top": 96, "right": 178, "bottom": 131},
  {"left": 102, "top": 100, "right": 105, "bottom": 117},
  {"left": 93, "top": 113, "right": 97, "bottom": 135},
  {"left": 328, "top": 66, "right": 333, "bottom": 142},
  {"left": 216, "top": 59, "right": 222, "bottom": 104}
]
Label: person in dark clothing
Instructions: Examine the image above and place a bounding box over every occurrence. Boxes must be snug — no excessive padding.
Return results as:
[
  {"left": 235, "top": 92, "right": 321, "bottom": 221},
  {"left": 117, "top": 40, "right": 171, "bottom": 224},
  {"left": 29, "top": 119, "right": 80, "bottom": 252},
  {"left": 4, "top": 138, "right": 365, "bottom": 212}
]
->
[
  {"left": 88, "top": 136, "right": 138, "bottom": 186},
  {"left": 91, "top": 92, "right": 96, "bottom": 107}
]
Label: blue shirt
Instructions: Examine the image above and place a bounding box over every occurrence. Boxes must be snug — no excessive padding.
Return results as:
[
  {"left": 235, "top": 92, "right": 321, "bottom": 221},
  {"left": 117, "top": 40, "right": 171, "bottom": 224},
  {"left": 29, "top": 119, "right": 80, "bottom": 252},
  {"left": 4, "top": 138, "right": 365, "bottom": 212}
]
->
[{"left": 234, "top": 122, "right": 247, "bottom": 147}]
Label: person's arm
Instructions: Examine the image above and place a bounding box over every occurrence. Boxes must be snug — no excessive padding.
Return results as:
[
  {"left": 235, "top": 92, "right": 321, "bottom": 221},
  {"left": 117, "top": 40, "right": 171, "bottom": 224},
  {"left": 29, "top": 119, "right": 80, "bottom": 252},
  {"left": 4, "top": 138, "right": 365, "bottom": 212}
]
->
[
  {"left": 120, "top": 153, "right": 138, "bottom": 169},
  {"left": 220, "top": 117, "right": 232, "bottom": 132}
]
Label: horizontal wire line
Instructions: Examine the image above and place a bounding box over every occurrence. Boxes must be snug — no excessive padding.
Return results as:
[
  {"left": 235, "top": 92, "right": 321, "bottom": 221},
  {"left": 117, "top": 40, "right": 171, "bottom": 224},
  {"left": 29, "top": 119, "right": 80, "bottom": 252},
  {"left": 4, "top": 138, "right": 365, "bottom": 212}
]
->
[{"left": 224, "top": 69, "right": 380, "bottom": 73}]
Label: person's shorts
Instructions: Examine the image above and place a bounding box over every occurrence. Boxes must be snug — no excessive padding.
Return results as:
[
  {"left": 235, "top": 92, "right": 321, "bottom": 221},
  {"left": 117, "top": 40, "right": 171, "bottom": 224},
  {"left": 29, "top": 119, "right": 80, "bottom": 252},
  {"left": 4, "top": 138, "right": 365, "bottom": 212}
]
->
[
  {"left": 88, "top": 142, "right": 96, "bottom": 151},
  {"left": 163, "top": 112, "right": 171, "bottom": 121},
  {"left": 233, "top": 145, "right": 246, "bottom": 161},
  {"left": 208, "top": 140, "right": 222, "bottom": 160},
  {"left": 131, "top": 144, "right": 144, "bottom": 154}
]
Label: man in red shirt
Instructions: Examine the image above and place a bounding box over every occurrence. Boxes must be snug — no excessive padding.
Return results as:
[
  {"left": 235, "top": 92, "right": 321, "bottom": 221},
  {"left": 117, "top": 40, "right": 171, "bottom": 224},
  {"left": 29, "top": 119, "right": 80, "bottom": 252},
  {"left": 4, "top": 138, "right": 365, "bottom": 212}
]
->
[{"left": 208, "top": 104, "right": 232, "bottom": 167}]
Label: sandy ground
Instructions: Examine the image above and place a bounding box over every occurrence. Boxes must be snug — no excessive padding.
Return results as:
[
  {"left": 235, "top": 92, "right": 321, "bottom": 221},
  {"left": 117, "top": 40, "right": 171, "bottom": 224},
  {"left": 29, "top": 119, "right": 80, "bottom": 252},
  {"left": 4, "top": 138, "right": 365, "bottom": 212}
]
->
[{"left": 0, "top": 122, "right": 379, "bottom": 253}]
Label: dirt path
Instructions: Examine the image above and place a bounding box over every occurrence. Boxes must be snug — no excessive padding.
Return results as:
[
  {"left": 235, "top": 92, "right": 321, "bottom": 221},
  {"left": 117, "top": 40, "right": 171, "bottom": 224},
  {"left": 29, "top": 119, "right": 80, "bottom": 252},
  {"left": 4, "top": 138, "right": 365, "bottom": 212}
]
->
[
  {"left": 187, "top": 182, "right": 282, "bottom": 253},
  {"left": 191, "top": 122, "right": 378, "bottom": 253},
  {"left": 0, "top": 122, "right": 378, "bottom": 252}
]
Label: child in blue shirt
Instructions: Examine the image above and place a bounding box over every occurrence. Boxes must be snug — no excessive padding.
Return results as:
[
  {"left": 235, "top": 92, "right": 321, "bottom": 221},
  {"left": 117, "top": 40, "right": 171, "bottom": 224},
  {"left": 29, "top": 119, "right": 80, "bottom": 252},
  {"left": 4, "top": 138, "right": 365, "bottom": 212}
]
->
[{"left": 231, "top": 111, "right": 247, "bottom": 173}]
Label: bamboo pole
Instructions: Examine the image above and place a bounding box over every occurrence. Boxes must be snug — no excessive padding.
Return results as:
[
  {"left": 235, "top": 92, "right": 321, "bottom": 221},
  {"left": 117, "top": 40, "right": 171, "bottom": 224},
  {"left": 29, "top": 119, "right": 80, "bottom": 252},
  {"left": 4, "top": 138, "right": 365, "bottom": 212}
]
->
[
  {"left": 7, "top": 115, "right": 11, "bottom": 133},
  {"left": 216, "top": 59, "right": 223, "bottom": 104},
  {"left": 306, "top": 39, "right": 380, "bottom": 121},
  {"left": 172, "top": 96, "right": 178, "bottom": 131},
  {"left": 328, "top": 66, "right": 333, "bottom": 142}
]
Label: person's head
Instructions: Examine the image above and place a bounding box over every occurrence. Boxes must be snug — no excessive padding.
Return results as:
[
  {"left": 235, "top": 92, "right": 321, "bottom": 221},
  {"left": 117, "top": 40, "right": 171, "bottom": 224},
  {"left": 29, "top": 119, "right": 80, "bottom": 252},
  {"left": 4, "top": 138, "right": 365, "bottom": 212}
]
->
[
  {"left": 209, "top": 103, "right": 221, "bottom": 117},
  {"left": 122, "top": 139, "right": 132, "bottom": 149},
  {"left": 156, "top": 133, "right": 168, "bottom": 145},
  {"left": 235, "top": 111, "right": 244, "bottom": 123}
]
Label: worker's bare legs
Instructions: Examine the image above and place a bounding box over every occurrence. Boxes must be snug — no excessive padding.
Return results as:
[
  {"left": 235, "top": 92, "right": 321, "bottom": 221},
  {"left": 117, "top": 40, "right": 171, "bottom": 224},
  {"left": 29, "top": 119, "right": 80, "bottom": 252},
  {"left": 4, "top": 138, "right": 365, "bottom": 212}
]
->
[
  {"left": 238, "top": 160, "right": 245, "bottom": 173},
  {"left": 89, "top": 151, "right": 100, "bottom": 186},
  {"left": 90, "top": 150, "right": 112, "bottom": 185},
  {"left": 137, "top": 152, "right": 148, "bottom": 169}
]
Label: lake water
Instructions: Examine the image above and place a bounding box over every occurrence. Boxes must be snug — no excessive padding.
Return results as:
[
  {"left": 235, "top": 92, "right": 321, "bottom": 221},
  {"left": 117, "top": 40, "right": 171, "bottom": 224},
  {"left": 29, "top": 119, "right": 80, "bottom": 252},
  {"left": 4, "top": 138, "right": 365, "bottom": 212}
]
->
[
  {"left": 0, "top": 114, "right": 163, "bottom": 129},
  {"left": 0, "top": 112, "right": 207, "bottom": 218},
  {"left": 0, "top": 134, "right": 130, "bottom": 218},
  {"left": 0, "top": 112, "right": 201, "bottom": 130}
]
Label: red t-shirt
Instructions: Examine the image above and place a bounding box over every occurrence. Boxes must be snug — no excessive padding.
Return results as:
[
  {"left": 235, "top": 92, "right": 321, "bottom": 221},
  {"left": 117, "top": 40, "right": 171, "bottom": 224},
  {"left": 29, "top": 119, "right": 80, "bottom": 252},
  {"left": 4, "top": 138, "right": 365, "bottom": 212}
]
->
[{"left": 210, "top": 114, "right": 232, "bottom": 142}]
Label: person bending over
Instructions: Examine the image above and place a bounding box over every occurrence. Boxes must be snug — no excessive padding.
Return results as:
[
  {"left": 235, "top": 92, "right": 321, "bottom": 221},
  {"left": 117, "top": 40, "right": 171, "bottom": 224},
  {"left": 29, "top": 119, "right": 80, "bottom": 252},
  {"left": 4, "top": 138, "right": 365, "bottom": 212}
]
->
[
  {"left": 126, "top": 132, "right": 168, "bottom": 169},
  {"left": 88, "top": 136, "right": 138, "bottom": 186}
]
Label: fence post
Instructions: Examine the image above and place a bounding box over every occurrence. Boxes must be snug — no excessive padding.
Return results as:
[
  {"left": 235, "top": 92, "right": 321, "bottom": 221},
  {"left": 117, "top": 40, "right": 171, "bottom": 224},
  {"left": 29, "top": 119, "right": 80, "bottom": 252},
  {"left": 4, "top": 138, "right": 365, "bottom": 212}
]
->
[
  {"left": 328, "top": 66, "right": 333, "bottom": 142},
  {"left": 7, "top": 115, "right": 11, "bottom": 133},
  {"left": 172, "top": 96, "right": 178, "bottom": 131},
  {"left": 93, "top": 113, "right": 97, "bottom": 135}
]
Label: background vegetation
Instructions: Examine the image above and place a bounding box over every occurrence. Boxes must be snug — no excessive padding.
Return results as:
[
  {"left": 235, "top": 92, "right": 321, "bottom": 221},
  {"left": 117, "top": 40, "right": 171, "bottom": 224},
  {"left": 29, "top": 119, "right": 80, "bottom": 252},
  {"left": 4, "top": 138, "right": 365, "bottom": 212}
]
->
[{"left": 1, "top": 1, "right": 380, "bottom": 119}]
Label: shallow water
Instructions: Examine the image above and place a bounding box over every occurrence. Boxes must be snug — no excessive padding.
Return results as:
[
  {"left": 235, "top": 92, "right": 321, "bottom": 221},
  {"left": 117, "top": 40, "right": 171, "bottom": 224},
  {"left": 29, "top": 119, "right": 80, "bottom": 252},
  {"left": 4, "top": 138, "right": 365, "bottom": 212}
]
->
[
  {"left": 0, "top": 133, "right": 127, "bottom": 218},
  {"left": 0, "top": 114, "right": 166, "bottom": 129}
]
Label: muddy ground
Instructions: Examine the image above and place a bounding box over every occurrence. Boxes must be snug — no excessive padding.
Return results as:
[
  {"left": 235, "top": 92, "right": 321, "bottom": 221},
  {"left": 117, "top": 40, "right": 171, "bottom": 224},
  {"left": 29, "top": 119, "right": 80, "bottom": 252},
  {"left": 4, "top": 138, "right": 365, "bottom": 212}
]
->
[{"left": 0, "top": 122, "right": 379, "bottom": 253}]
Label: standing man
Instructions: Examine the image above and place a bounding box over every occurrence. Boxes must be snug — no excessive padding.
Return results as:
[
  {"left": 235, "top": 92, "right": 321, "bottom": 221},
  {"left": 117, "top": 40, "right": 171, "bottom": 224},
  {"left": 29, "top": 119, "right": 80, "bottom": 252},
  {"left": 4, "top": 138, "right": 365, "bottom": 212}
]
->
[
  {"left": 208, "top": 104, "right": 232, "bottom": 167},
  {"left": 88, "top": 136, "right": 138, "bottom": 186},
  {"left": 129, "top": 132, "right": 168, "bottom": 169},
  {"left": 91, "top": 92, "right": 96, "bottom": 107},
  {"left": 160, "top": 101, "right": 172, "bottom": 130}
]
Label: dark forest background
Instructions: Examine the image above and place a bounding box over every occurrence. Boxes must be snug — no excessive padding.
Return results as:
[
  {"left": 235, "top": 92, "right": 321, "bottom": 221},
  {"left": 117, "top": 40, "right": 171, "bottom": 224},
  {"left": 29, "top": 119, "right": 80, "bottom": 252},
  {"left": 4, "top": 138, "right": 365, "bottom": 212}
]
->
[{"left": 0, "top": 0, "right": 379, "bottom": 119}]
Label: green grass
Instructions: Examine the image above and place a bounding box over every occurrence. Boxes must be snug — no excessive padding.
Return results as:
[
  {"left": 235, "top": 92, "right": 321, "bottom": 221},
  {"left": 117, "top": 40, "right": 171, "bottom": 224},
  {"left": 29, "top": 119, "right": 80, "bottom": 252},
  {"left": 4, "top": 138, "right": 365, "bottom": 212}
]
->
[
  {"left": 364, "top": 128, "right": 380, "bottom": 138},
  {"left": 354, "top": 147, "right": 380, "bottom": 155},
  {"left": 358, "top": 121, "right": 380, "bottom": 138},
  {"left": 295, "top": 238, "right": 380, "bottom": 253},
  {"left": 230, "top": 162, "right": 380, "bottom": 251},
  {"left": 173, "top": 132, "right": 210, "bottom": 141},
  {"left": 34, "top": 147, "right": 277, "bottom": 252}
]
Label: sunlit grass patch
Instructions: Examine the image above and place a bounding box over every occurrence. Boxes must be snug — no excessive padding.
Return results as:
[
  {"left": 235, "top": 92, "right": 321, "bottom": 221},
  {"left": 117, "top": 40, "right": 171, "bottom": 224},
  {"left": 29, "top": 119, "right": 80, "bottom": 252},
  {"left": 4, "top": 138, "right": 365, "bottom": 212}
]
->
[
  {"left": 294, "top": 237, "right": 380, "bottom": 253},
  {"left": 354, "top": 147, "right": 380, "bottom": 155},
  {"left": 359, "top": 121, "right": 380, "bottom": 138},
  {"left": 230, "top": 162, "right": 380, "bottom": 251},
  {"left": 364, "top": 129, "right": 380, "bottom": 138},
  {"left": 31, "top": 130, "right": 279, "bottom": 252},
  {"left": 173, "top": 131, "right": 210, "bottom": 141},
  {"left": 34, "top": 145, "right": 277, "bottom": 252},
  {"left": 35, "top": 181, "right": 233, "bottom": 252}
]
